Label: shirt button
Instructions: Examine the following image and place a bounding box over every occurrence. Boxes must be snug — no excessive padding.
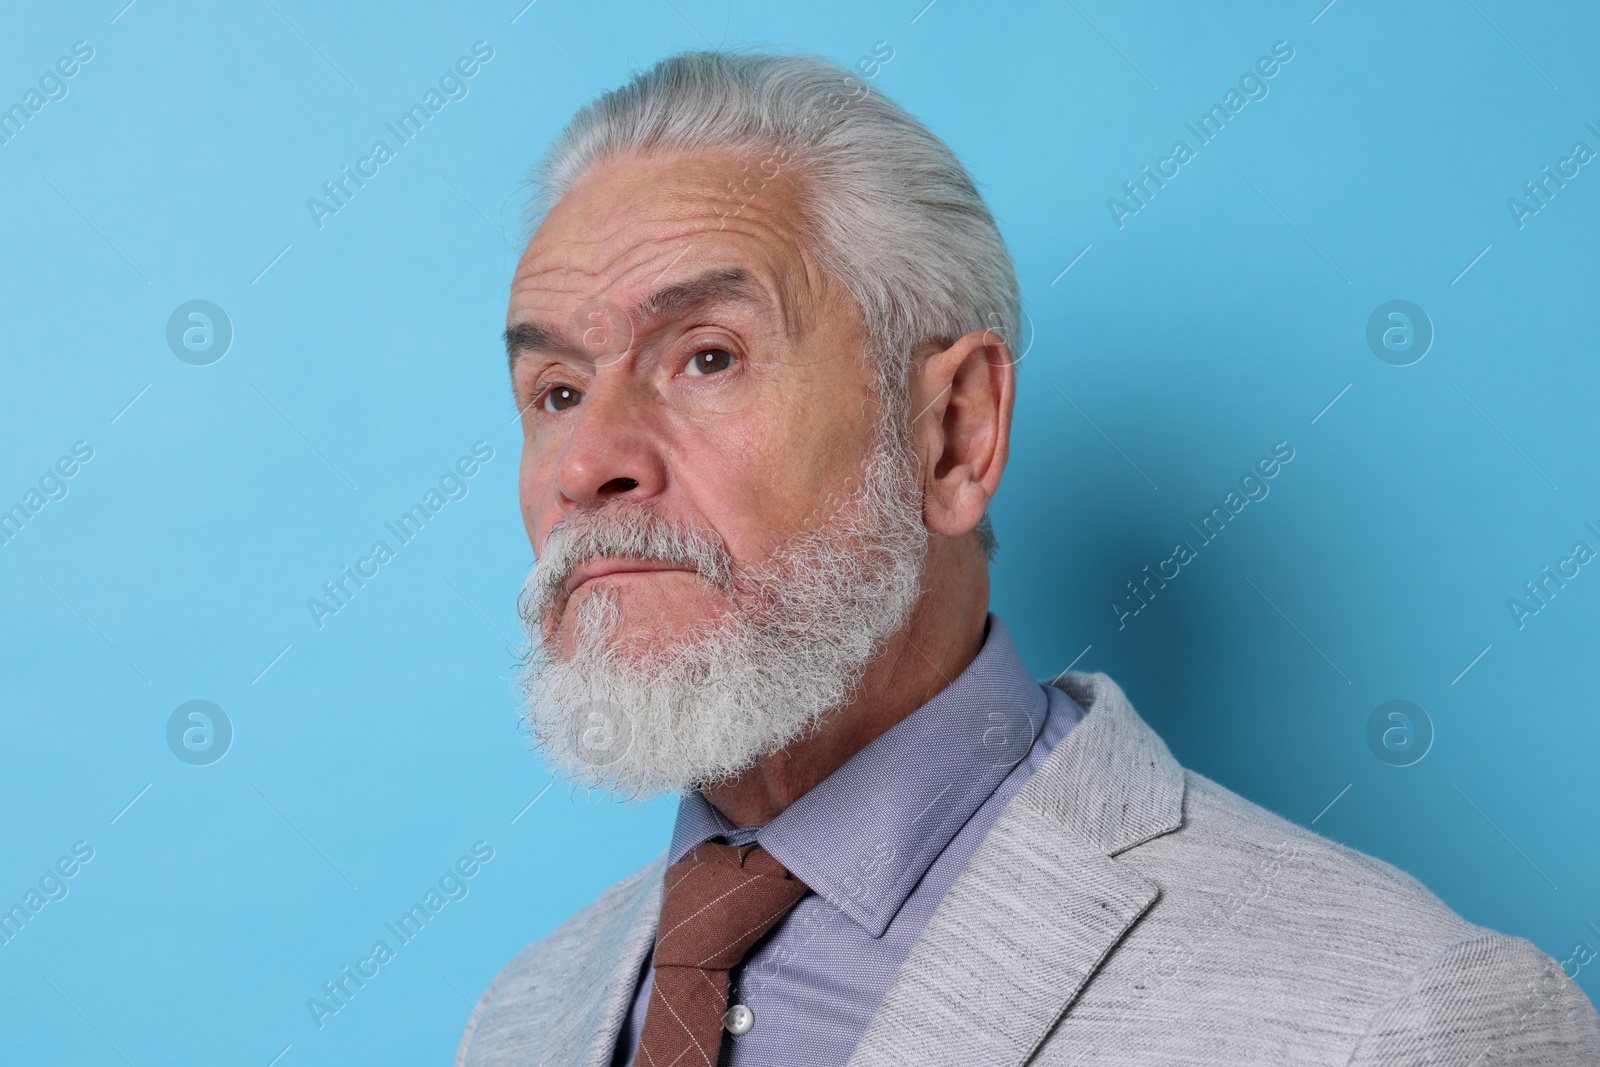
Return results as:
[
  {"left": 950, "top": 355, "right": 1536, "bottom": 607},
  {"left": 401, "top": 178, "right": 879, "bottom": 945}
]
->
[{"left": 723, "top": 1004, "right": 754, "bottom": 1036}]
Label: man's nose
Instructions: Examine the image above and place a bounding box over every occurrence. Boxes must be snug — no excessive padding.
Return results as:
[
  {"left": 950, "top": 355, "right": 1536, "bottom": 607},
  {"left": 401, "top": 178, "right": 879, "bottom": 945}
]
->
[{"left": 552, "top": 384, "right": 669, "bottom": 509}]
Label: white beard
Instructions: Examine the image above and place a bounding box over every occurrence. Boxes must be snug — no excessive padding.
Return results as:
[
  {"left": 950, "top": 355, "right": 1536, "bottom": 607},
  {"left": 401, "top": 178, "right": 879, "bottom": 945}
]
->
[{"left": 515, "top": 421, "right": 928, "bottom": 800}]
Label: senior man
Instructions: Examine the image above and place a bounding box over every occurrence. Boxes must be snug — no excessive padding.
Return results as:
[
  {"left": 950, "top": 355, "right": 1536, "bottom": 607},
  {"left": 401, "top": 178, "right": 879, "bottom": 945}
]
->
[{"left": 459, "top": 50, "right": 1599, "bottom": 1067}]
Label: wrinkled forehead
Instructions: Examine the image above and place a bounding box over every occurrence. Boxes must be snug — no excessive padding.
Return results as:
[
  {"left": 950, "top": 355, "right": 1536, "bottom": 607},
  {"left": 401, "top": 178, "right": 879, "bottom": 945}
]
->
[{"left": 508, "top": 150, "right": 830, "bottom": 339}]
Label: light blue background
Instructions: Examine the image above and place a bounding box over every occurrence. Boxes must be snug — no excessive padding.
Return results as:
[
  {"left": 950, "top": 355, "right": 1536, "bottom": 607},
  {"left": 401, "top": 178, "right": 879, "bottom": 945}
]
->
[{"left": 3, "top": 0, "right": 1597, "bottom": 1062}]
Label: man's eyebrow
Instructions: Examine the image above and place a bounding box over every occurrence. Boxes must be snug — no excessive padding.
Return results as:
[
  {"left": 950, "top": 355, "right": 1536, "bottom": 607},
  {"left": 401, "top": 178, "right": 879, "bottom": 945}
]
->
[
  {"left": 635, "top": 266, "right": 764, "bottom": 328},
  {"left": 505, "top": 266, "right": 774, "bottom": 370},
  {"left": 504, "top": 320, "right": 568, "bottom": 366}
]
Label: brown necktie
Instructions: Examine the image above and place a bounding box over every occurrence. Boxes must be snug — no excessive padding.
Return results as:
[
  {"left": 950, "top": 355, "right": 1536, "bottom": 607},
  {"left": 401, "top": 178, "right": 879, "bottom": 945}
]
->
[{"left": 634, "top": 842, "right": 809, "bottom": 1067}]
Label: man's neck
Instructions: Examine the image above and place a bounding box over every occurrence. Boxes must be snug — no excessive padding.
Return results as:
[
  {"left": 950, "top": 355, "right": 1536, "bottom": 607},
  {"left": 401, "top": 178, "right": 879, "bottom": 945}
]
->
[{"left": 701, "top": 538, "right": 990, "bottom": 827}]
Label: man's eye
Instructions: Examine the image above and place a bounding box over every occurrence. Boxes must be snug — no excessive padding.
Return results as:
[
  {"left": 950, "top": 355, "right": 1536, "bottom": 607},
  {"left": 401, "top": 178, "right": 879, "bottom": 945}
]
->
[
  {"left": 540, "top": 386, "right": 583, "bottom": 413},
  {"left": 685, "top": 348, "right": 735, "bottom": 376}
]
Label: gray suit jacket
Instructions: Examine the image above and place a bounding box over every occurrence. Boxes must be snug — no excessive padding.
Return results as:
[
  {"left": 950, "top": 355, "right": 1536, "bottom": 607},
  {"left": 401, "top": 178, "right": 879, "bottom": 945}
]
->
[{"left": 458, "top": 671, "right": 1600, "bottom": 1066}]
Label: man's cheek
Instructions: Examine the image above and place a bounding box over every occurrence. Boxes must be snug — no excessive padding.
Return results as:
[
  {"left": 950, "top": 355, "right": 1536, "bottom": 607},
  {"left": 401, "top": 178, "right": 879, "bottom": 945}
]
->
[
  {"left": 794, "top": 473, "right": 862, "bottom": 542},
  {"left": 521, "top": 457, "right": 557, "bottom": 545}
]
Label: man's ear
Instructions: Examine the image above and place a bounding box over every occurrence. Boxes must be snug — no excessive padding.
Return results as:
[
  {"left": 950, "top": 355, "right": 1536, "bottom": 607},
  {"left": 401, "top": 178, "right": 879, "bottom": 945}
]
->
[{"left": 907, "top": 328, "right": 1015, "bottom": 539}]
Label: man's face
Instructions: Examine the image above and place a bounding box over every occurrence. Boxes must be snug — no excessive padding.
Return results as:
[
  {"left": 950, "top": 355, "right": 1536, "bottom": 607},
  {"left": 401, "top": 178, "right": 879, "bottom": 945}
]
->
[
  {"left": 507, "top": 150, "right": 883, "bottom": 659},
  {"left": 508, "top": 149, "right": 934, "bottom": 797}
]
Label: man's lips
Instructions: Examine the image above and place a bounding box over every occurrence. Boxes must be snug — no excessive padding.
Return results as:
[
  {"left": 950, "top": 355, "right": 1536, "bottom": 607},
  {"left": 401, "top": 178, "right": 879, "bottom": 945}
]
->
[{"left": 564, "top": 558, "right": 694, "bottom": 597}]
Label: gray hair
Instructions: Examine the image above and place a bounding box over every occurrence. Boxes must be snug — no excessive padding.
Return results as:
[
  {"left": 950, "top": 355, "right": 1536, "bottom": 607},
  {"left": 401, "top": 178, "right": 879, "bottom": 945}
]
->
[{"left": 525, "top": 49, "right": 1014, "bottom": 560}]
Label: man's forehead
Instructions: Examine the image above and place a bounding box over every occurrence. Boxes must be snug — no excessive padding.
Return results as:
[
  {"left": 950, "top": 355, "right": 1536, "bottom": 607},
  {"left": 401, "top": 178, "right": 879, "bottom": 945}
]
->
[
  {"left": 508, "top": 246, "right": 805, "bottom": 344},
  {"left": 508, "top": 156, "right": 823, "bottom": 346},
  {"left": 511, "top": 227, "right": 786, "bottom": 307}
]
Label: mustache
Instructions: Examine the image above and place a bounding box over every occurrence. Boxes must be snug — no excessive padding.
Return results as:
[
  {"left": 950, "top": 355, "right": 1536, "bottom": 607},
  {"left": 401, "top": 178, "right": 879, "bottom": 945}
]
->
[{"left": 523, "top": 503, "right": 733, "bottom": 625}]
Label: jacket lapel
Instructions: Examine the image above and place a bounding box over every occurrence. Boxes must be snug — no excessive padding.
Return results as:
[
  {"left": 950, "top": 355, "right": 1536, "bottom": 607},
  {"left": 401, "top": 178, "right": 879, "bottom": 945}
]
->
[
  {"left": 579, "top": 872, "right": 662, "bottom": 1067},
  {"left": 845, "top": 672, "right": 1186, "bottom": 1067},
  {"left": 516, "top": 856, "right": 665, "bottom": 1067}
]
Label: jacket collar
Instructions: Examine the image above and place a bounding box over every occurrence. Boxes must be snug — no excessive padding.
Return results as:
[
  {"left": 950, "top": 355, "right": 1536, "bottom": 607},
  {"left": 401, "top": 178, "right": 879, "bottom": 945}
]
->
[
  {"left": 843, "top": 670, "right": 1186, "bottom": 1067},
  {"left": 1014, "top": 670, "right": 1186, "bottom": 856}
]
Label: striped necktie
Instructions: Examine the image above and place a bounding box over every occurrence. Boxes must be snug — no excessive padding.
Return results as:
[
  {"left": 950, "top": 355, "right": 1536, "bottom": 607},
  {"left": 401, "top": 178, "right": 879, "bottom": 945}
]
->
[{"left": 634, "top": 841, "right": 809, "bottom": 1066}]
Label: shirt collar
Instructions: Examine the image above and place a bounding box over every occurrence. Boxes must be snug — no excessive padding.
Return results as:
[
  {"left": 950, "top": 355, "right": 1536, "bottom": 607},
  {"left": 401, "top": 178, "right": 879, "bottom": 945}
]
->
[{"left": 667, "top": 614, "right": 1050, "bottom": 937}]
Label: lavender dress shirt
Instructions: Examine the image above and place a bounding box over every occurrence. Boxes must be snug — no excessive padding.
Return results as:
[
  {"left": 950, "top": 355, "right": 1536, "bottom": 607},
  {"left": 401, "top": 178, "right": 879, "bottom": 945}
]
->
[{"left": 611, "top": 614, "right": 1086, "bottom": 1067}]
